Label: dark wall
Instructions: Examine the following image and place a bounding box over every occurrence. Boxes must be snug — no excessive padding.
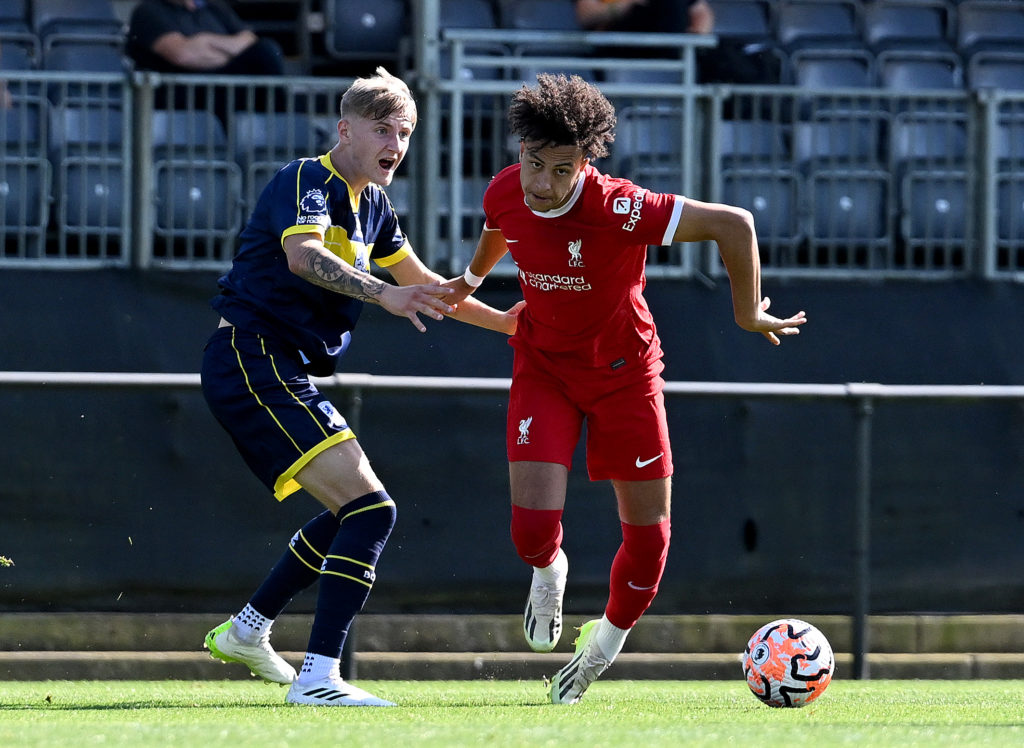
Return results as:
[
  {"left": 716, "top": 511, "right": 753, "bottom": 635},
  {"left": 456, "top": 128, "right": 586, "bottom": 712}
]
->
[{"left": 2, "top": 270, "right": 1023, "bottom": 615}]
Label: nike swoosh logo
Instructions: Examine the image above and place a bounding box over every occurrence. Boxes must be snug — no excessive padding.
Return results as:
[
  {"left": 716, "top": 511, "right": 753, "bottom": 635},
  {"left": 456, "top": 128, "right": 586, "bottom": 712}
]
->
[
  {"left": 627, "top": 581, "right": 657, "bottom": 591},
  {"left": 635, "top": 453, "right": 664, "bottom": 468}
]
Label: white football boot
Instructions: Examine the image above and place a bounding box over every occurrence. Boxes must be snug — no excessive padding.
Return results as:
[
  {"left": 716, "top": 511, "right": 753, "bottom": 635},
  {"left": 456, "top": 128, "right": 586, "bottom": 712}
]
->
[
  {"left": 204, "top": 619, "right": 296, "bottom": 685},
  {"left": 523, "top": 548, "right": 568, "bottom": 653},
  {"left": 286, "top": 677, "right": 395, "bottom": 706}
]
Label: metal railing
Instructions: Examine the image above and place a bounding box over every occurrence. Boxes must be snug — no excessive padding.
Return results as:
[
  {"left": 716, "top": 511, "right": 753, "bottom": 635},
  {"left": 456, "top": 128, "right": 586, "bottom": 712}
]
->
[{"left": 3, "top": 369, "right": 1023, "bottom": 679}]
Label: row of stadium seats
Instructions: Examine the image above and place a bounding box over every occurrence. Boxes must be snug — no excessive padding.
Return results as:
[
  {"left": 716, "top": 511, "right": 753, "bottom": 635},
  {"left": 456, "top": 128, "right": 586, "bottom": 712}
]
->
[
  {"left": 612, "top": 103, "right": 1024, "bottom": 268},
  {"left": 0, "top": 0, "right": 125, "bottom": 74},
  {"left": 436, "top": 0, "right": 1024, "bottom": 89},
  {"left": 320, "top": 0, "right": 1024, "bottom": 60},
  {"left": 4, "top": 1, "right": 1023, "bottom": 86},
  {"left": 5, "top": 92, "right": 1022, "bottom": 261},
  {"left": 0, "top": 96, "right": 330, "bottom": 257}
]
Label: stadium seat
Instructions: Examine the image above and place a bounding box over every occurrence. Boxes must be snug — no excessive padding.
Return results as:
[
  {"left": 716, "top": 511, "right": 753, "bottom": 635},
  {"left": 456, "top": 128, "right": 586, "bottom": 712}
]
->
[
  {"left": 712, "top": 0, "right": 774, "bottom": 45},
  {"left": 31, "top": 0, "right": 123, "bottom": 45},
  {"left": 498, "top": 0, "right": 578, "bottom": 31},
  {"left": 808, "top": 170, "right": 889, "bottom": 252},
  {"left": 956, "top": 0, "right": 1024, "bottom": 57},
  {"left": 323, "top": 0, "right": 407, "bottom": 64},
  {"left": 994, "top": 114, "right": 1024, "bottom": 167},
  {"left": 151, "top": 110, "right": 242, "bottom": 240},
  {"left": 231, "top": 111, "right": 324, "bottom": 205},
  {"left": 996, "top": 174, "right": 1024, "bottom": 250},
  {"left": 890, "top": 112, "right": 968, "bottom": 174},
  {"left": 793, "top": 114, "right": 887, "bottom": 170},
  {"left": 42, "top": 40, "right": 129, "bottom": 103},
  {"left": 612, "top": 105, "right": 684, "bottom": 181},
  {"left": 1, "top": 32, "right": 42, "bottom": 97},
  {"left": 791, "top": 48, "right": 874, "bottom": 90},
  {"left": 900, "top": 170, "right": 969, "bottom": 249},
  {"left": 442, "top": 0, "right": 497, "bottom": 29},
  {"left": 439, "top": 0, "right": 508, "bottom": 81},
  {"left": 0, "top": 36, "right": 35, "bottom": 69},
  {"left": 49, "top": 103, "right": 125, "bottom": 236},
  {"left": 718, "top": 119, "right": 790, "bottom": 168},
  {"left": 498, "top": 0, "right": 593, "bottom": 58},
  {"left": 0, "top": 97, "right": 51, "bottom": 251},
  {"left": 722, "top": 168, "right": 804, "bottom": 255},
  {"left": 862, "top": 0, "right": 953, "bottom": 54},
  {"left": 42, "top": 39, "right": 127, "bottom": 72},
  {"left": 967, "top": 51, "right": 1024, "bottom": 92},
  {"left": 876, "top": 50, "right": 963, "bottom": 91},
  {"left": 0, "top": 0, "right": 30, "bottom": 32},
  {"left": 775, "top": 0, "right": 861, "bottom": 52}
]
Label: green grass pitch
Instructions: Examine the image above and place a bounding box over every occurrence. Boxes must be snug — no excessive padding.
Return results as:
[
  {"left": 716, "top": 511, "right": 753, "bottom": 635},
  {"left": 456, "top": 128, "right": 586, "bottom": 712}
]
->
[{"left": 1, "top": 680, "right": 1022, "bottom": 747}]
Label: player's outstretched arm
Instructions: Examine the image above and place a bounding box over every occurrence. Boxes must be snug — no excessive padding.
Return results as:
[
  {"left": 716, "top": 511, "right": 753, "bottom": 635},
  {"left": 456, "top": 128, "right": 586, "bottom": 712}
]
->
[
  {"left": 283, "top": 233, "right": 452, "bottom": 333},
  {"left": 672, "top": 197, "right": 806, "bottom": 345},
  {"left": 442, "top": 227, "right": 510, "bottom": 305},
  {"left": 386, "top": 250, "right": 522, "bottom": 335}
]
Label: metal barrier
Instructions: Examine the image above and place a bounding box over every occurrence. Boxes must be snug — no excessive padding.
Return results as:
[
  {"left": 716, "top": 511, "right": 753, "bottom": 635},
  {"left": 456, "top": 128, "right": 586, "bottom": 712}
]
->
[{"left": 3, "top": 369, "right": 1023, "bottom": 679}]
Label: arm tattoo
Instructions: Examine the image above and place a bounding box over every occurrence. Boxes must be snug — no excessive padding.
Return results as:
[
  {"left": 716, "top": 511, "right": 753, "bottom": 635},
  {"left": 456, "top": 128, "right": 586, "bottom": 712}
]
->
[{"left": 305, "top": 250, "right": 386, "bottom": 303}]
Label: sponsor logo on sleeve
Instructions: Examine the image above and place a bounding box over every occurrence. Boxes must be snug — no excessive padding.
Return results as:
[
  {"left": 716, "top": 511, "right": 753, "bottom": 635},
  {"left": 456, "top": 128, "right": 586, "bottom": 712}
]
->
[{"left": 621, "top": 189, "right": 647, "bottom": 232}]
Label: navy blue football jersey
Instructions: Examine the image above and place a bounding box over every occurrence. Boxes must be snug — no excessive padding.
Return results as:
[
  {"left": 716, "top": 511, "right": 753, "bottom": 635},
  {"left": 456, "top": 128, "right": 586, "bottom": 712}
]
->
[{"left": 212, "top": 153, "right": 411, "bottom": 375}]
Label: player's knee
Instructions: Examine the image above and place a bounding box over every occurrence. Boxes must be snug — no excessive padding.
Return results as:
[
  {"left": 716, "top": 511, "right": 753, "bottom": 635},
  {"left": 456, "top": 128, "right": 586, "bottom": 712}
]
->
[
  {"left": 338, "top": 491, "right": 397, "bottom": 543},
  {"left": 510, "top": 505, "right": 563, "bottom": 566},
  {"left": 622, "top": 519, "right": 671, "bottom": 566}
]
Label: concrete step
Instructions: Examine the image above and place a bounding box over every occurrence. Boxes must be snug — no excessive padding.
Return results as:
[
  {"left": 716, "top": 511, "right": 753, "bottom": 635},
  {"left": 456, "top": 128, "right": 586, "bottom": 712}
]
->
[
  {"left": 3, "top": 651, "right": 1024, "bottom": 681},
  {"left": 2, "top": 613, "right": 1023, "bottom": 681},
  {"left": 4, "top": 613, "right": 1024, "bottom": 653}
]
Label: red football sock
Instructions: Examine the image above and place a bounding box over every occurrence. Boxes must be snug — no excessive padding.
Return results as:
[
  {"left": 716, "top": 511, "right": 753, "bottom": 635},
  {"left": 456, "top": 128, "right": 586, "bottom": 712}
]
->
[
  {"left": 605, "top": 519, "right": 671, "bottom": 630},
  {"left": 510, "top": 505, "right": 563, "bottom": 569}
]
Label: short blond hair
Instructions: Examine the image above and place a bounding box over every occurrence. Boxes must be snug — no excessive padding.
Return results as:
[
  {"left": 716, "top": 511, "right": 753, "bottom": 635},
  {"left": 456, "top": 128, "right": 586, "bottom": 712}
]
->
[{"left": 340, "top": 66, "right": 417, "bottom": 125}]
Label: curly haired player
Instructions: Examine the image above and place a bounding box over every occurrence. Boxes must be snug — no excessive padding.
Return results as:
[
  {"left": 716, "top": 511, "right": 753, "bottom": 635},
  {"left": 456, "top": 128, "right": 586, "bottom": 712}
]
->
[{"left": 445, "top": 74, "right": 807, "bottom": 704}]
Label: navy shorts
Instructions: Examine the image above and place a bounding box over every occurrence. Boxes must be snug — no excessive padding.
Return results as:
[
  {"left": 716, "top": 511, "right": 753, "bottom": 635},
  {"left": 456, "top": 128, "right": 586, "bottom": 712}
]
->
[{"left": 201, "top": 326, "right": 355, "bottom": 500}]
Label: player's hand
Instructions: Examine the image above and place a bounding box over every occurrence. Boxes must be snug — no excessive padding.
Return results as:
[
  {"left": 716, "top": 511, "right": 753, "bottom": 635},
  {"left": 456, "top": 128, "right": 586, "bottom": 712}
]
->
[
  {"left": 380, "top": 282, "right": 454, "bottom": 332},
  {"left": 502, "top": 300, "right": 527, "bottom": 335},
  {"left": 741, "top": 296, "right": 807, "bottom": 346},
  {"left": 441, "top": 276, "right": 475, "bottom": 305}
]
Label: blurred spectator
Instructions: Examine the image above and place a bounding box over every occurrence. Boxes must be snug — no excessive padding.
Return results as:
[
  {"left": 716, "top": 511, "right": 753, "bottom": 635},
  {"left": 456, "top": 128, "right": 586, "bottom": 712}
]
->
[
  {"left": 574, "top": 0, "right": 778, "bottom": 85},
  {"left": 126, "top": 0, "right": 283, "bottom": 75},
  {"left": 576, "top": 0, "right": 714, "bottom": 35}
]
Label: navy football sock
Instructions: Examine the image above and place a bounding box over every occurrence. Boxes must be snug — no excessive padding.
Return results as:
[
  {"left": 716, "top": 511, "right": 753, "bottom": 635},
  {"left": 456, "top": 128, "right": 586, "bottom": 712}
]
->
[
  {"left": 305, "top": 491, "right": 397, "bottom": 659},
  {"left": 249, "top": 509, "right": 339, "bottom": 619}
]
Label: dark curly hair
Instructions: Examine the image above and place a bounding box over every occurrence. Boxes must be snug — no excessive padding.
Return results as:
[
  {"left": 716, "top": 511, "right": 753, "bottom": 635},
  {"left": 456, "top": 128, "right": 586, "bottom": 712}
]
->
[{"left": 508, "top": 73, "right": 616, "bottom": 159}]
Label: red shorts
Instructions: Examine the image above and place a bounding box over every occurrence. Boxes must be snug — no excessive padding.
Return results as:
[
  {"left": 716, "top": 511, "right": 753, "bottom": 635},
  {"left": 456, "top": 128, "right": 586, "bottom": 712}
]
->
[{"left": 506, "top": 346, "right": 673, "bottom": 482}]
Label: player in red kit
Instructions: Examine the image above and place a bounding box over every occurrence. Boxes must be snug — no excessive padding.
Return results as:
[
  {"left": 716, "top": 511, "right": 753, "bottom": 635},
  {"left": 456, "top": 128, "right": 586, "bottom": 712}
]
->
[{"left": 445, "top": 74, "right": 807, "bottom": 705}]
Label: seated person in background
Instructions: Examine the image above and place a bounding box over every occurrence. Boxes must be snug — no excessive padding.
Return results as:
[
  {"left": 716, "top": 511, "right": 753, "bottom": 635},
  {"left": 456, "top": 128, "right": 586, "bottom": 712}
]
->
[
  {"left": 576, "top": 0, "right": 714, "bottom": 35},
  {"left": 575, "top": 0, "right": 778, "bottom": 85},
  {"left": 126, "top": 0, "right": 283, "bottom": 75}
]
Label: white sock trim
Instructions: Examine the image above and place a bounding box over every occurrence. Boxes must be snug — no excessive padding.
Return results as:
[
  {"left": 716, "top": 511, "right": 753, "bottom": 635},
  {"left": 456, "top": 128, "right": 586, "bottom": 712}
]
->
[
  {"left": 534, "top": 547, "right": 568, "bottom": 586},
  {"left": 232, "top": 603, "right": 273, "bottom": 642},
  {"left": 299, "top": 652, "right": 341, "bottom": 683},
  {"left": 594, "top": 615, "right": 629, "bottom": 661}
]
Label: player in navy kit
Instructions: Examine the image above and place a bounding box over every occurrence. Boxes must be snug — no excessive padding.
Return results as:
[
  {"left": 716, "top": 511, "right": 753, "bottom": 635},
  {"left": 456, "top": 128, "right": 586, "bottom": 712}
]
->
[
  {"left": 201, "top": 67, "right": 521, "bottom": 706},
  {"left": 445, "top": 73, "right": 807, "bottom": 704}
]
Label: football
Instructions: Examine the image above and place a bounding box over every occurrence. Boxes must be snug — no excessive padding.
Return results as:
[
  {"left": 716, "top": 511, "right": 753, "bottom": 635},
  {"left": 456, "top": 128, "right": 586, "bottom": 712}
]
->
[{"left": 741, "top": 618, "right": 834, "bottom": 708}]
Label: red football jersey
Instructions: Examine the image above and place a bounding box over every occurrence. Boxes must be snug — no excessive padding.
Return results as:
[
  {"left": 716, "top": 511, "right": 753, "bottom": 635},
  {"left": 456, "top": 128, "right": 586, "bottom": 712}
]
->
[{"left": 483, "top": 163, "right": 683, "bottom": 370}]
